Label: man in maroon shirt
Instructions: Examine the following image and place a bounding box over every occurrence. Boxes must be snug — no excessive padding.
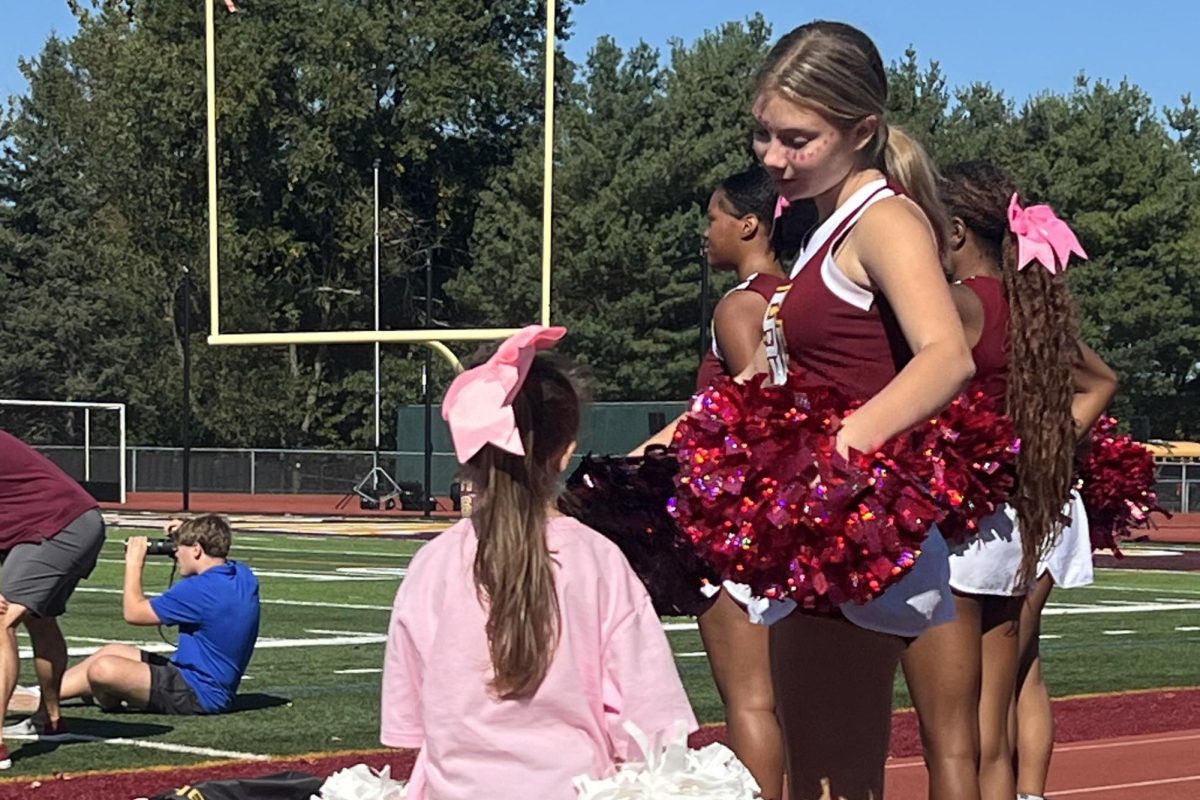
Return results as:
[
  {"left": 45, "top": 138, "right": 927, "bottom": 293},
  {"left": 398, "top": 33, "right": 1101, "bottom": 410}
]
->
[{"left": 0, "top": 430, "right": 107, "bottom": 767}]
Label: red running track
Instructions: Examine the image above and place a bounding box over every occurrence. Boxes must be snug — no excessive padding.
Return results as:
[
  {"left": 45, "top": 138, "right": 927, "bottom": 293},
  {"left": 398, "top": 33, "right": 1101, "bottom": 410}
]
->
[
  {"left": 102, "top": 493, "right": 1200, "bottom": 541},
  {"left": 102, "top": 491, "right": 458, "bottom": 519},
  {"left": 3, "top": 690, "right": 1198, "bottom": 799},
  {"left": 885, "top": 730, "right": 1200, "bottom": 799}
]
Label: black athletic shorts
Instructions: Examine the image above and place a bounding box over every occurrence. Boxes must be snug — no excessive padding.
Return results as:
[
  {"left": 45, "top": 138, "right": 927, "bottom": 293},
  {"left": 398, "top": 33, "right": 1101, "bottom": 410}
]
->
[{"left": 141, "top": 651, "right": 208, "bottom": 715}]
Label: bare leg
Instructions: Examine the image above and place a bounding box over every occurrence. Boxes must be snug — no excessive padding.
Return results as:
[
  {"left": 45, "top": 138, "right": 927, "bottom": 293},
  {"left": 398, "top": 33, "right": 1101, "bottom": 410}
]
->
[
  {"left": 1014, "top": 575, "right": 1056, "bottom": 796},
  {"left": 699, "top": 590, "right": 785, "bottom": 799},
  {"left": 901, "top": 594, "right": 982, "bottom": 800},
  {"left": 22, "top": 617, "right": 67, "bottom": 726},
  {"left": 0, "top": 604, "right": 30, "bottom": 748},
  {"left": 59, "top": 644, "right": 146, "bottom": 704},
  {"left": 977, "top": 596, "right": 1021, "bottom": 800},
  {"left": 85, "top": 655, "right": 153, "bottom": 711},
  {"left": 772, "top": 613, "right": 904, "bottom": 800}
]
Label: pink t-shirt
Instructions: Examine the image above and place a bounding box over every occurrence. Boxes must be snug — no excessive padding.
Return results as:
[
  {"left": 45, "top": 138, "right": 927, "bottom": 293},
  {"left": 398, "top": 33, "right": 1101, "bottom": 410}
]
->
[{"left": 381, "top": 515, "right": 696, "bottom": 800}]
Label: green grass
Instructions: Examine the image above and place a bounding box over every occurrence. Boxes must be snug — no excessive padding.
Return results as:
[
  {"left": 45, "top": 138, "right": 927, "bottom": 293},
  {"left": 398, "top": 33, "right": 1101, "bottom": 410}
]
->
[{"left": 1, "top": 530, "right": 1196, "bottom": 776}]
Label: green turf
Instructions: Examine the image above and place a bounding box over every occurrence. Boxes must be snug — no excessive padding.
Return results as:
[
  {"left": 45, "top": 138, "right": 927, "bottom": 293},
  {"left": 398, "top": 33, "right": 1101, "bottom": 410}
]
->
[{"left": 1, "top": 530, "right": 1196, "bottom": 776}]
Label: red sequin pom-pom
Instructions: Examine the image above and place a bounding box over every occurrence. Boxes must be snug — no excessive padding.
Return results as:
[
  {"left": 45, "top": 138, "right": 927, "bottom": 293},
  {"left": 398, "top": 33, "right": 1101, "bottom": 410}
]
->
[
  {"left": 668, "top": 371, "right": 942, "bottom": 612},
  {"left": 905, "top": 390, "right": 1020, "bottom": 544},
  {"left": 1077, "top": 417, "right": 1167, "bottom": 554}
]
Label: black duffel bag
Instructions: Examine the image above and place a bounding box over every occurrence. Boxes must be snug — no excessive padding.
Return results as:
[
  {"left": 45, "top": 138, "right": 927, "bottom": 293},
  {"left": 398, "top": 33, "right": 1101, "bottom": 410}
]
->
[{"left": 147, "top": 771, "right": 322, "bottom": 800}]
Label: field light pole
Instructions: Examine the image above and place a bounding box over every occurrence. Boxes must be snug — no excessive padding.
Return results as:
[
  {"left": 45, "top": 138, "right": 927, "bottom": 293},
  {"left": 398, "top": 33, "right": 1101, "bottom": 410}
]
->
[{"left": 423, "top": 248, "right": 434, "bottom": 520}]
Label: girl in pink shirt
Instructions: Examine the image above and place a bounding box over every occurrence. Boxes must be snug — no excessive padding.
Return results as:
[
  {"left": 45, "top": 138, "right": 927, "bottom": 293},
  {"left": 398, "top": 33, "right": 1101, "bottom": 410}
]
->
[{"left": 381, "top": 327, "right": 696, "bottom": 800}]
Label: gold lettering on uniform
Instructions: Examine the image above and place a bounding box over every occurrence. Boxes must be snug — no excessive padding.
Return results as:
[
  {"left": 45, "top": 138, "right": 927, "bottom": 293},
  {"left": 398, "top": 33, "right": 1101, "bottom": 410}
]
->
[{"left": 763, "top": 284, "right": 793, "bottom": 385}]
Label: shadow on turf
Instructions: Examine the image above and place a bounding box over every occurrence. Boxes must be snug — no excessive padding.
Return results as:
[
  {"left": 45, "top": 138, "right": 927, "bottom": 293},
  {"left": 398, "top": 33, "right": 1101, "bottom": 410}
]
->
[
  {"left": 229, "top": 693, "right": 290, "bottom": 712},
  {"left": 8, "top": 695, "right": 289, "bottom": 764},
  {"left": 11, "top": 718, "right": 173, "bottom": 763}
]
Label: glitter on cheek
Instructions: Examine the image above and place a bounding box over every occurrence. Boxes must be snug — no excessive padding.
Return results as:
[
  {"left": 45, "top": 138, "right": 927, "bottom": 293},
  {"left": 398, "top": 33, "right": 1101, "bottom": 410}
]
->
[{"left": 788, "top": 138, "right": 828, "bottom": 165}]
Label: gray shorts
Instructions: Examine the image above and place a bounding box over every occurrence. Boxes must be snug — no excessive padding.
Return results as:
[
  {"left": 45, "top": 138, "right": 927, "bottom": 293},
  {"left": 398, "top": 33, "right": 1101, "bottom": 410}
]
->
[{"left": 0, "top": 509, "right": 106, "bottom": 617}]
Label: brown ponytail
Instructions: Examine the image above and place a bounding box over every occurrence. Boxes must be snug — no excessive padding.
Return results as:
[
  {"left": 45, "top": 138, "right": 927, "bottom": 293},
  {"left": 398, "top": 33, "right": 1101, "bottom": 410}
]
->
[
  {"left": 881, "top": 125, "right": 949, "bottom": 252},
  {"left": 1001, "top": 233, "right": 1078, "bottom": 581},
  {"left": 459, "top": 355, "right": 582, "bottom": 699},
  {"left": 940, "top": 162, "right": 1078, "bottom": 581}
]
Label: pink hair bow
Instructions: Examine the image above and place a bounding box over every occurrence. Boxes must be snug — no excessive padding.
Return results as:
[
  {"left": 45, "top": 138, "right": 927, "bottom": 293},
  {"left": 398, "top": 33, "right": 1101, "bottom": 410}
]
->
[
  {"left": 774, "top": 195, "right": 790, "bottom": 221},
  {"left": 441, "top": 325, "right": 567, "bottom": 463},
  {"left": 1007, "top": 194, "right": 1087, "bottom": 274}
]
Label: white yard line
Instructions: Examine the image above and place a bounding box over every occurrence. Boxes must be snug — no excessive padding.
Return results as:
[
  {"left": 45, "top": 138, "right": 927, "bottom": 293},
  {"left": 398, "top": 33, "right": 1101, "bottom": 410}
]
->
[
  {"left": 1043, "top": 601, "right": 1200, "bottom": 616},
  {"left": 257, "top": 598, "right": 392, "bottom": 611},
  {"left": 20, "top": 643, "right": 175, "bottom": 659},
  {"left": 233, "top": 544, "right": 414, "bottom": 558},
  {"left": 75, "top": 587, "right": 393, "bottom": 611},
  {"left": 21, "top": 632, "right": 387, "bottom": 660},
  {"left": 1095, "top": 567, "right": 1197, "bottom": 576},
  {"left": 5, "top": 732, "right": 270, "bottom": 761},
  {"left": 1094, "top": 585, "right": 1200, "bottom": 597},
  {"left": 657, "top": 600, "right": 1200, "bottom": 634},
  {"left": 94, "top": 560, "right": 388, "bottom": 582},
  {"left": 662, "top": 622, "right": 698, "bottom": 632},
  {"left": 257, "top": 634, "right": 386, "bottom": 649}
]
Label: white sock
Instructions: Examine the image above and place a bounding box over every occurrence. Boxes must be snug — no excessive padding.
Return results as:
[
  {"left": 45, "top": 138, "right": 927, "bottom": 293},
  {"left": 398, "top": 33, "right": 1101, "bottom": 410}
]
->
[{"left": 1017, "top": 794, "right": 1045, "bottom": 800}]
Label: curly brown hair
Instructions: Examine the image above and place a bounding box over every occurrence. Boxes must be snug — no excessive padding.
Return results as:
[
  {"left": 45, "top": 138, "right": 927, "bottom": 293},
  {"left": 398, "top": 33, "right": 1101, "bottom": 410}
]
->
[{"left": 941, "top": 162, "right": 1078, "bottom": 582}]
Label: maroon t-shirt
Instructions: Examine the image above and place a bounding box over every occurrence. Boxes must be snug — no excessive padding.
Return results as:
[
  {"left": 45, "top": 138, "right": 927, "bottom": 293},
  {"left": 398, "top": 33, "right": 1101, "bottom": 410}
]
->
[
  {"left": 959, "top": 276, "right": 1010, "bottom": 410},
  {"left": 0, "top": 430, "right": 98, "bottom": 549}
]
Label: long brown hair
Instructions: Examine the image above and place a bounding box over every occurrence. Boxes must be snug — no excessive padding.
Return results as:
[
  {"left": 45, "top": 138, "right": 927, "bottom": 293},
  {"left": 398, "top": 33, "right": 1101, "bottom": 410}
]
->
[
  {"left": 941, "top": 162, "right": 1078, "bottom": 579},
  {"left": 756, "top": 21, "right": 949, "bottom": 251},
  {"left": 458, "top": 354, "right": 581, "bottom": 699}
]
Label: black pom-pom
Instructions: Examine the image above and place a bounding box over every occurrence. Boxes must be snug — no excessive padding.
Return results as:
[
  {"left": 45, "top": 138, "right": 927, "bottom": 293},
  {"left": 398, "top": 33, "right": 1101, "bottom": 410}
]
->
[{"left": 561, "top": 449, "right": 717, "bottom": 617}]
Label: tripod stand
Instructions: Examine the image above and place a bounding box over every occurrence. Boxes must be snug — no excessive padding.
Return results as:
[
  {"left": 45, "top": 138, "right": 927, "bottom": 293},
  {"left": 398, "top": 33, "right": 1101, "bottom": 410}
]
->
[{"left": 346, "top": 161, "right": 404, "bottom": 511}]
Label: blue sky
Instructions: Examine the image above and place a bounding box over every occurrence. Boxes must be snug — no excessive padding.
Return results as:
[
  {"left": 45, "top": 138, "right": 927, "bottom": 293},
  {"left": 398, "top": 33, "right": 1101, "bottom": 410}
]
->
[{"left": 2, "top": 1, "right": 1196, "bottom": 109}]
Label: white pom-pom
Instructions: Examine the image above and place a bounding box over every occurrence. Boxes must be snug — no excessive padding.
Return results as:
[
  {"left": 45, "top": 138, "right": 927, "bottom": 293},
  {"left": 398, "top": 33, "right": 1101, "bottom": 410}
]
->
[
  {"left": 312, "top": 764, "right": 408, "bottom": 800},
  {"left": 573, "top": 721, "right": 761, "bottom": 799}
]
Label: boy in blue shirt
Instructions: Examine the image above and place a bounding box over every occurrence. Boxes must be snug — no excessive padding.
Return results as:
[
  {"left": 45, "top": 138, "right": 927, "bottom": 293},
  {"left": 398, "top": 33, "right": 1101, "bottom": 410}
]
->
[{"left": 51, "top": 515, "right": 260, "bottom": 716}]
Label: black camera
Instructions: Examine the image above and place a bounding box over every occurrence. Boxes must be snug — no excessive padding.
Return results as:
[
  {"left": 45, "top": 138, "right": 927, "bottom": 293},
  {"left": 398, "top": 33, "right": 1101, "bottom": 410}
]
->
[{"left": 145, "top": 538, "right": 178, "bottom": 557}]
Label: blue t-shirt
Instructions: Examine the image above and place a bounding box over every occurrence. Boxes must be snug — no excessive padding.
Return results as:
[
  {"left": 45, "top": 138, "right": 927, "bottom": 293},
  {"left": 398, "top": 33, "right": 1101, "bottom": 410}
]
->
[{"left": 150, "top": 561, "right": 260, "bottom": 712}]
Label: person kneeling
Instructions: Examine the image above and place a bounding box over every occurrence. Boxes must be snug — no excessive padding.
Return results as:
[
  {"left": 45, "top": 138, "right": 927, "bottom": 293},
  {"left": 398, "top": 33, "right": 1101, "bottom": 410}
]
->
[{"left": 60, "top": 515, "right": 260, "bottom": 715}]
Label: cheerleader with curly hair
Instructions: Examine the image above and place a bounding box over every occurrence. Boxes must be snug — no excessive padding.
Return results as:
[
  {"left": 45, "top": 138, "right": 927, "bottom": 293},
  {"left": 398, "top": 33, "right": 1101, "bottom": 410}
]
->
[{"left": 929, "top": 161, "right": 1117, "bottom": 800}]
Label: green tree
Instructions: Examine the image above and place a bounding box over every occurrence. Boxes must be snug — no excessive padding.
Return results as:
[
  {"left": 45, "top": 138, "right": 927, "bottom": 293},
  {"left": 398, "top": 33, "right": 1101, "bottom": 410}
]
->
[
  {"left": 451, "top": 17, "right": 773, "bottom": 399},
  {"left": 1009, "top": 78, "right": 1200, "bottom": 437},
  {"left": 1, "top": 0, "right": 578, "bottom": 447}
]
